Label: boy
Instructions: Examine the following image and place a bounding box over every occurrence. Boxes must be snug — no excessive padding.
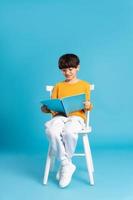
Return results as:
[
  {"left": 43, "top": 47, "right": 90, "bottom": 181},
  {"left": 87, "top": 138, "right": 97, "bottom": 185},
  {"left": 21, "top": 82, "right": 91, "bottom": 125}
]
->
[{"left": 41, "top": 54, "right": 92, "bottom": 188}]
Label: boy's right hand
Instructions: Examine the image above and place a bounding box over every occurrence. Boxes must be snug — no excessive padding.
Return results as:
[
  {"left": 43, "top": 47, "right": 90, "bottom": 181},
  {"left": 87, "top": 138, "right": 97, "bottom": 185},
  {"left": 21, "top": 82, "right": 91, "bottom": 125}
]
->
[
  {"left": 41, "top": 105, "right": 51, "bottom": 113},
  {"left": 41, "top": 105, "right": 59, "bottom": 116}
]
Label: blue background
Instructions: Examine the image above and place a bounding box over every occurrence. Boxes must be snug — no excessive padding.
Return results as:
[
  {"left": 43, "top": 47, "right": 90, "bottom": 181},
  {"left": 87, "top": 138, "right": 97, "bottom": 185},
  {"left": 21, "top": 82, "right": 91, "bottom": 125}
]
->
[
  {"left": 0, "top": 1, "right": 133, "bottom": 199},
  {"left": 1, "top": 0, "right": 133, "bottom": 152}
]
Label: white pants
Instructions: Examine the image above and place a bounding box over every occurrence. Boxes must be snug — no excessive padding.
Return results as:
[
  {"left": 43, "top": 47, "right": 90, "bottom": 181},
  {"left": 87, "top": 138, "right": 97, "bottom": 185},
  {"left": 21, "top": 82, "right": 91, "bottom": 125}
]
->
[{"left": 45, "top": 116, "right": 85, "bottom": 161}]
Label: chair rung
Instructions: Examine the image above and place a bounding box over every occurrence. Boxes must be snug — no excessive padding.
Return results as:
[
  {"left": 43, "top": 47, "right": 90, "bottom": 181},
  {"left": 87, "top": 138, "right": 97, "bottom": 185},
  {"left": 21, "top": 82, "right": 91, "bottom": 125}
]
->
[{"left": 73, "top": 153, "right": 85, "bottom": 156}]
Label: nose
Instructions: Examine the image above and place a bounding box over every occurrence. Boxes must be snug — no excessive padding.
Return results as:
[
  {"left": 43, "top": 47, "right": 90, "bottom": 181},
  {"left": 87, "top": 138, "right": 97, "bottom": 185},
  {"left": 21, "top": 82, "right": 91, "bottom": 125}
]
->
[
  {"left": 65, "top": 71, "right": 70, "bottom": 75},
  {"left": 64, "top": 70, "right": 70, "bottom": 75}
]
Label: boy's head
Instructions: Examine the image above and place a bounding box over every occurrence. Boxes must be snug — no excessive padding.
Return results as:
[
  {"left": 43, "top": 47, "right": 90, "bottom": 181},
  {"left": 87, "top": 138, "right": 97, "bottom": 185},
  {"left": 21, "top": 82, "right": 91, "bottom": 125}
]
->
[
  {"left": 58, "top": 54, "right": 80, "bottom": 82},
  {"left": 58, "top": 54, "right": 80, "bottom": 69}
]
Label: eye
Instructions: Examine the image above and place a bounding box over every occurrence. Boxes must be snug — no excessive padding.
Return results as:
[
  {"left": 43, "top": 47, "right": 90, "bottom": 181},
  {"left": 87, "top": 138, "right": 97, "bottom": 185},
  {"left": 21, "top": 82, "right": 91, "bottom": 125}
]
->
[
  {"left": 62, "top": 69, "right": 66, "bottom": 73},
  {"left": 69, "top": 68, "right": 73, "bottom": 71}
]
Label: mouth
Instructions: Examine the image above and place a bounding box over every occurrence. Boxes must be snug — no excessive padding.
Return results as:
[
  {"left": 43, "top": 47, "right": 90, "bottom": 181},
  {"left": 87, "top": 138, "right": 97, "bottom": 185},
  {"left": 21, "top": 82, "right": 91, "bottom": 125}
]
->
[
  {"left": 66, "top": 76, "right": 72, "bottom": 79},
  {"left": 66, "top": 75, "right": 72, "bottom": 78}
]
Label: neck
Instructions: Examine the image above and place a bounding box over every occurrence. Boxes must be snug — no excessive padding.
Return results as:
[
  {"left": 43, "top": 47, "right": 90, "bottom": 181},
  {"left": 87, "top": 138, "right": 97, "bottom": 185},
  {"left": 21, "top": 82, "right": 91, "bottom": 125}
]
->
[{"left": 65, "top": 77, "right": 79, "bottom": 83}]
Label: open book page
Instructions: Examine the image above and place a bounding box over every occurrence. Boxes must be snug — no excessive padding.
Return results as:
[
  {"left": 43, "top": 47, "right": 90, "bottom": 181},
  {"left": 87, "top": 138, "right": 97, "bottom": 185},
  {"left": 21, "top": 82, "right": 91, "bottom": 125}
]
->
[
  {"left": 62, "top": 93, "right": 85, "bottom": 115},
  {"left": 41, "top": 93, "right": 86, "bottom": 116},
  {"left": 41, "top": 99, "right": 65, "bottom": 113}
]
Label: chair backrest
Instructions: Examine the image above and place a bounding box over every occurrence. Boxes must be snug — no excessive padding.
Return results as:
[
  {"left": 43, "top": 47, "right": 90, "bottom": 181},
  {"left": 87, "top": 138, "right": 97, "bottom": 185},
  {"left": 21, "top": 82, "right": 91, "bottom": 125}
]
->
[{"left": 45, "top": 84, "right": 94, "bottom": 128}]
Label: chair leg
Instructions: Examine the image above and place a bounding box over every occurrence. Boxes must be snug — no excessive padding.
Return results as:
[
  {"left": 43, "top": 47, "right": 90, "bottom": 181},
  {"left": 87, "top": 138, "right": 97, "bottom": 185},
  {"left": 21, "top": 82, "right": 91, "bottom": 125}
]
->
[
  {"left": 83, "top": 134, "right": 94, "bottom": 185},
  {"left": 85, "top": 135, "right": 94, "bottom": 172},
  {"left": 43, "top": 145, "right": 54, "bottom": 185}
]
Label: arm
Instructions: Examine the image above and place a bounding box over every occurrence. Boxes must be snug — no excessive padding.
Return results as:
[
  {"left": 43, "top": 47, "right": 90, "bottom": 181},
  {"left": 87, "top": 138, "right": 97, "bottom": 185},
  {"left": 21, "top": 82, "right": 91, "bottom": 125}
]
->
[
  {"left": 41, "top": 105, "right": 59, "bottom": 116},
  {"left": 83, "top": 101, "right": 93, "bottom": 111},
  {"left": 50, "top": 84, "right": 60, "bottom": 116},
  {"left": 83, "top": 83, "right": 93, "bottom": 111},
  {"left": 41, "top": 84, "right": 58, "bottom": 114},
  {"left": 41, "top": 84, "right": 60, "bottom": 116},
  {"left": 41, "top": 105, "right": 51, "bottom": 113}
]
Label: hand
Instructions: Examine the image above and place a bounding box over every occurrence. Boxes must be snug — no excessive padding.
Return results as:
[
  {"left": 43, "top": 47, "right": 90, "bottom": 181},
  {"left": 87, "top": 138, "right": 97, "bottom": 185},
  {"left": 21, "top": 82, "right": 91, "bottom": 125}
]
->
[
  {"left": 83, "top": 101, "right": 91, "bottom": 111},
  {"left": 41, "top": 105, "right": 59, "bottom": 115},
  {"left": 50, "top": 111, "right": 59, "bottom": 116},
  {"left": 41, "top": 105, "right": 51, "bottom": 113}
]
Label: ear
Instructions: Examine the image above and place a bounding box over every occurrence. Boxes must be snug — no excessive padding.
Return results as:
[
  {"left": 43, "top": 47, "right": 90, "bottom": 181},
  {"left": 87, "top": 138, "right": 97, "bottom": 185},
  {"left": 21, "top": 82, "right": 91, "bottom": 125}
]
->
[{"left": 77, "top": 65, "right": 80, "bottom": 71}]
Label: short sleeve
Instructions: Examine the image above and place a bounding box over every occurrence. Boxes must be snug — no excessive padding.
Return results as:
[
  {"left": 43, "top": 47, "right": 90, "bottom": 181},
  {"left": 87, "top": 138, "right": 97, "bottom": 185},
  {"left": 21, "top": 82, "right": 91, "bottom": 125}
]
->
[
  {"left": 51, "top": 84, "right": 58, "bottom": 99},
  {"left": 85, "top": 83, "right": 91, "bottom": 101}
]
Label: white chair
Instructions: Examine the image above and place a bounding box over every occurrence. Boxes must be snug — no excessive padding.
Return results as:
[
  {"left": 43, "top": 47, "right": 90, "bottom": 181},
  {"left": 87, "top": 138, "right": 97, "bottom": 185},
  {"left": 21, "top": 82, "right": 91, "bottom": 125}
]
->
[{"left": 43, "top": 84, "right": 95, "bottom": 185}]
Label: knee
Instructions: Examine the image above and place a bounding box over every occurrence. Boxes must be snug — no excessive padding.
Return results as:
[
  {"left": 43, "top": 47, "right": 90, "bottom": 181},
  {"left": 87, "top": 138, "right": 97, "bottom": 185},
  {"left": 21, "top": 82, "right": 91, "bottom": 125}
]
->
[
  {"left": 63, "top": 124, "right": 72, "bottom": 134},
  {"left": 63, "top": 123, "right": 79, "bottom": 135},
  {"left": 45, "top": 127, "right": 55, "bottom": 137},
  {"left": 45, "top": 127, "right": 60, "bottom": 140},
  {"left": 63, "top": 127, "right": 78, "bottom": 140}
]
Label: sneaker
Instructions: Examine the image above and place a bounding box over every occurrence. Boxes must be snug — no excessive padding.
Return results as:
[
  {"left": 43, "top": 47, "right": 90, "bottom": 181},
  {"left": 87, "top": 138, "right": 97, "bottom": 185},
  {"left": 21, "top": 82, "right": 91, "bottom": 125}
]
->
[
  {"left": 56, "top": 159, "right": 71, "bottom": 180},
  {"left": 59, "top": 162, "right": 76, "bottom": 188},
  {"left": 56, "top": 159, "right": 72, "bottom": 181}
]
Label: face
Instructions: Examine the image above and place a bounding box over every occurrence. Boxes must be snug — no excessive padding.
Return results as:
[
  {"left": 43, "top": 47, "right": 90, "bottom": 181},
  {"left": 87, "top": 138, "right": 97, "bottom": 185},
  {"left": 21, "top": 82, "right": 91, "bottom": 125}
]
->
[{"left": 61, "top": 66, "right": 79, "bottom": 81}]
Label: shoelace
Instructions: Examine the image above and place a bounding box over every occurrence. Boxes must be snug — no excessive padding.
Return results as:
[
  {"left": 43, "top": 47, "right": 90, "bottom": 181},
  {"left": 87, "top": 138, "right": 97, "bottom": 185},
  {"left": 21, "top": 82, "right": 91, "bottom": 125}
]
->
[{"left": 60, "top": 165, "right": 71, "bottom": 178}]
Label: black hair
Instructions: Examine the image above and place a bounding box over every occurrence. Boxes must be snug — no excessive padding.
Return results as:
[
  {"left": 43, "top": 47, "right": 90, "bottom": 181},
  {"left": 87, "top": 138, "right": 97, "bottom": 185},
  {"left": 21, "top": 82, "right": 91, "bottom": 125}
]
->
[{"left": 58, "top": 54, "right": 80, "bottom": 69}]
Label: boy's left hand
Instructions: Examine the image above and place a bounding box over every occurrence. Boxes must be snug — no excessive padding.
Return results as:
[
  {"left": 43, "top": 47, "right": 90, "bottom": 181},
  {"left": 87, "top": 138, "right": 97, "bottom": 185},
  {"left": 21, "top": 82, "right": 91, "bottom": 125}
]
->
[{"left": 83, "top": 101, "right": 91, "bottom": 111}]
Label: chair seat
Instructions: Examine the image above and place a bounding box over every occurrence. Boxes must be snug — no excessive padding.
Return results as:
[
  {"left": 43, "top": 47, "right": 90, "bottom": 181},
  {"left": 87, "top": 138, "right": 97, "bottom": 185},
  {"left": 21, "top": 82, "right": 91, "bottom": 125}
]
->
[{"left": 79, "top": 126, "right": 92, "bottom": 134}]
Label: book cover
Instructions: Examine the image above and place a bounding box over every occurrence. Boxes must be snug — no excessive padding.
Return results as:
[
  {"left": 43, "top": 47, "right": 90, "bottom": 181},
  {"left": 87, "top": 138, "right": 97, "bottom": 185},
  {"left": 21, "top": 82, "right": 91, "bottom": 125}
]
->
[{"left": 41, "top": 93, "right": 86, "bottom": 116}]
